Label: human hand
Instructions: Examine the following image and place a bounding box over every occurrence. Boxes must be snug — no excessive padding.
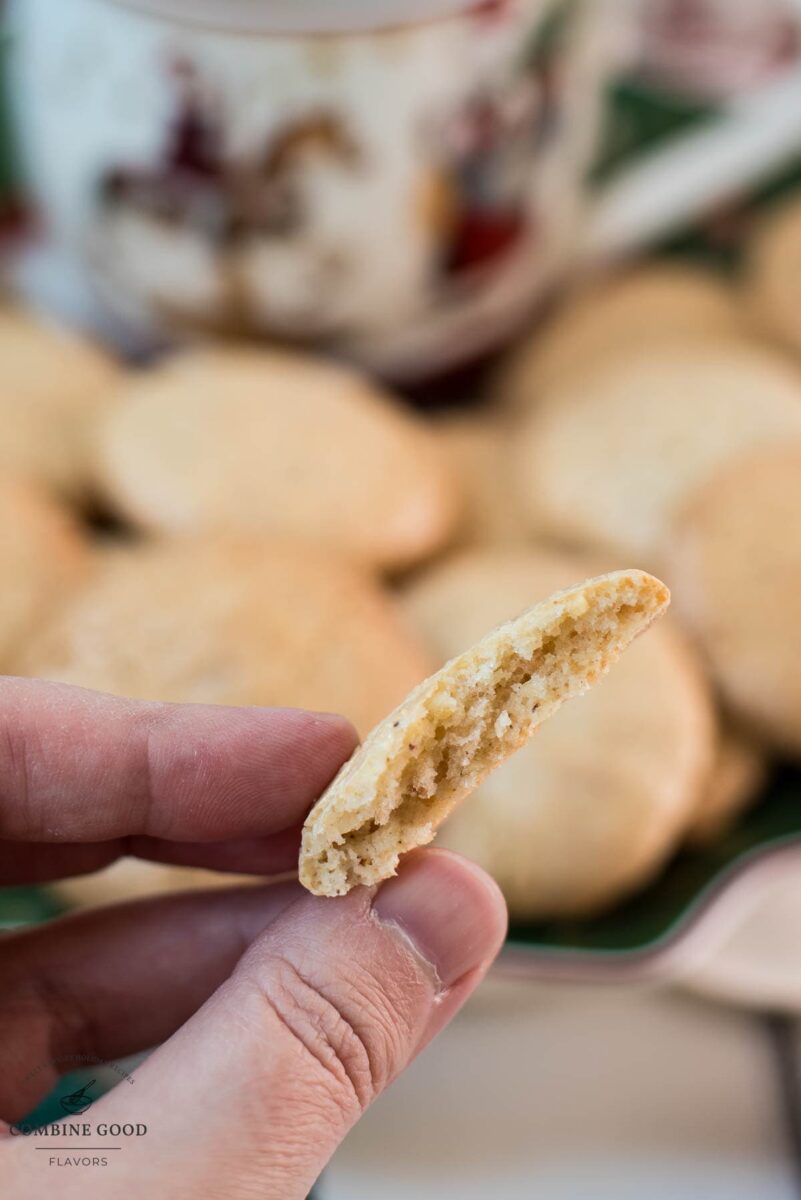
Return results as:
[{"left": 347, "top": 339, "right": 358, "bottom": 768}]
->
[{"left": 0, "top": 678, "right": 507, "bottom": 1198}]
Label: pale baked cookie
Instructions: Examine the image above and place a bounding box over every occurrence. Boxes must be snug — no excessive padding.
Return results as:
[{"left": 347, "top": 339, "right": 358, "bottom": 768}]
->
[
  {"left": 513, "top": 340, "right": 801, "bottom": 560},
  {"left": 403, "top": 549, "right": 713, "bottom": 918},
  {"left": 0, "top": 307, "right": 121, "bottom": 498},
  {"left": 94, "top": 347, "right": 459, "bottom": 570},
  {"left": 498, "top": 264, "right": 744, "bottom": 411},
  {"left": 668, "top": 446, "right": 801, "bottom": 754},
  {"left": 0, "top": 475, "right": 92, "bottom": 669},
  {"left": 14, "top": 539, "right": 432, "bottom": 737},
  {"left": 299, "top": 565, "right": 669, "bottom": 897},
  {"left": 748, "top": 198, "right": 801, "bottom": 356},
  {"left": 51, "top": 859, "right": 258, "bottom": 910},
  {"left": 687, "top": 729, "right": 766, "bottom": 846},
  {"left": 432, "top": 412, "right": 530, "bottom": 549}
]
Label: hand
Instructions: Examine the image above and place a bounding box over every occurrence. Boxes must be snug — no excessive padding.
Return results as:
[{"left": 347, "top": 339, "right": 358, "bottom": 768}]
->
[{"left": 0, "top": 678, "right": 507, "bottom": 1198}]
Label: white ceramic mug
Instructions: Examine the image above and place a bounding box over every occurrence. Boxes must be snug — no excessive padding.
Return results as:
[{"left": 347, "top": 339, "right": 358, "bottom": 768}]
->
[
  {"left": 12, "top": 0, "right": 801, "bottom": 378},
  {"left": 11, "top": 0, "right": 618, "bottom": 376}
]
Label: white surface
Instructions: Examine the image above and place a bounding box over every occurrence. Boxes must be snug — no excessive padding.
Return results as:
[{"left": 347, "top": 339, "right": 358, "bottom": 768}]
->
[
  {"left": 325, "top": 980, "right": 795, "bottom": 1199},
  {"left": 689, "top": 869, "right": 801, "bottom": 1011}
]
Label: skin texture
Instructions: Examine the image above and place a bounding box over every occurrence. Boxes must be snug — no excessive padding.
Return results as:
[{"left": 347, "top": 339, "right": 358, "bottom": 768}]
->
[{"left": 0, "top": 679, "right": 507, "bottom": 1199}]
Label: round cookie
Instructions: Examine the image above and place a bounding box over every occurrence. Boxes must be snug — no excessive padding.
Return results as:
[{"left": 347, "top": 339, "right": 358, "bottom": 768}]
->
[
  {"left": 513, "top": 340, "right": 801, "bottom": 561},
  {"left": 51, "top": 859, "right": 258, "bottom": 911},
  {"left": 0, "top": 475, "right": 92, "bottom": 669},
  {"left": 748, "top": 198, "right": 801, "bottom": 356},
  {"left": 0, "top": 307, "right": 121, "bottom": 498},
  {"left": 432, "top": 412, "right": 530, "bottom": 549},
  {"left": 94, "top": 347, "right": 459, "bottom": 571},
  {"left": 687, "top": 730, "right": 766, "bottom": 846},
  {"left": 403, "top": 549, "right": 714, "bottom": 919},
  {"left": 14, "top": 539, "right": 432, "bottom": 737},
  {"left": 498, "top": 264, "right": 744, "bottom": 411},
  {"left": 668, "top": 446, "right": 801, "bottom": 754}
]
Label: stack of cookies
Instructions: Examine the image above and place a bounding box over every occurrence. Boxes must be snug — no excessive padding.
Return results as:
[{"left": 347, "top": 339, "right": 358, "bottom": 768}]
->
[
  {"left": 426, "top": 220, "right": 801, "bottom": 918},
  {"left": 7, "top": 190, "right": 801, "bottom": 921}
]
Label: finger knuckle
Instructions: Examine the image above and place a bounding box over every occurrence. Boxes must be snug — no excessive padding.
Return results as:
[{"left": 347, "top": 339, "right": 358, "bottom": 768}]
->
[{"left": 251, "top": 955, "right": 400, "bottom": 1114}]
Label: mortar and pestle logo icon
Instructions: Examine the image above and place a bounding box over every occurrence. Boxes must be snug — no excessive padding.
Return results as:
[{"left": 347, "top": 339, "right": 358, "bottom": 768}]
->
[{"left": 59, "top": 1080, "right": 96, "bottom": 1116}]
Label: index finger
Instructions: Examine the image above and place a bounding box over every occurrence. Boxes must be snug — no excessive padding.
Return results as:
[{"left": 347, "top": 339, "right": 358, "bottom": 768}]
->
[{"left": 0, "top": 677, "right": 357, "bottom": 843}]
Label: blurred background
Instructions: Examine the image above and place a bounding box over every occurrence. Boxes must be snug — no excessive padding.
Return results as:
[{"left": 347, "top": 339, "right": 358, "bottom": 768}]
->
[{"left": 6, "top": 0, "right": 801, "bottom": 1195}]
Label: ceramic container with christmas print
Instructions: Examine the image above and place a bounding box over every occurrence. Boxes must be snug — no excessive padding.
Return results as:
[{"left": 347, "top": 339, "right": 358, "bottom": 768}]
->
[{"left": 11, "top": 0, "right": 622, "bottom": 377}]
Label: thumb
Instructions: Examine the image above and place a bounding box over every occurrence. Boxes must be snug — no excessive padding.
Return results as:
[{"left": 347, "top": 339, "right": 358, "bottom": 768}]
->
[{"left": 34, "top": 850, "right": 506, "bottom": 1200}]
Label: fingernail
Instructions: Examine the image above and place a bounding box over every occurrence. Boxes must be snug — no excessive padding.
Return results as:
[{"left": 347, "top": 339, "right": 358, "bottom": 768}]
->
[
  {"left": 310, "top": 712, "right": 360, "bottom": 742},
  {"left": 372, "top": 850, "right": 507, "bottom": 989}
]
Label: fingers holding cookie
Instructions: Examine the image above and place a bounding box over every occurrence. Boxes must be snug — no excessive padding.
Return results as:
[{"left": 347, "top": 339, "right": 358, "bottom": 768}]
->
[{"left": 5, "top": 245, "right": 801, "bottom": 939}]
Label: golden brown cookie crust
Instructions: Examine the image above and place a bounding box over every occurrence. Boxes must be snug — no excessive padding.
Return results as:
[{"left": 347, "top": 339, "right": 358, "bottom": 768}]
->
[
  {"left": 687, "top": 730, "right": 765, "bottom": 846},
  {"left": 513, "top": 340, "right": 801, "bottom": 560},
  {"left": 497, "top": 264, "right": 744, "bottom": 411},
  {"left": 94, "top": 347, "right": 459, "bottom": 570},
  {"left": 668, "top": 445, "right": 801, "bottom": 753},
  {"left": 432, "top": 413, "right": 530, "bottom": 550},
  {"left": 0, "top": 475, "right": 93, "bottom": 668},
  {"left": 0, "top": 308, "right": 120, "bottom": 498},
  {"left": 748, "top": 198, "right": 801, "bottom": 355}
]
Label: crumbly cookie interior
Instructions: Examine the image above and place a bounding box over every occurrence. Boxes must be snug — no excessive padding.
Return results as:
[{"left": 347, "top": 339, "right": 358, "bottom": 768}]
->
[{"left": 301, "top": 576, "right": 663, "bottom": 896}]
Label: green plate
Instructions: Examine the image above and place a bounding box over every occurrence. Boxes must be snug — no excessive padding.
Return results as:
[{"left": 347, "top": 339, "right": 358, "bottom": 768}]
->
[{"left": 0, "top": 883, "right": 65, "bottom": 929}]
